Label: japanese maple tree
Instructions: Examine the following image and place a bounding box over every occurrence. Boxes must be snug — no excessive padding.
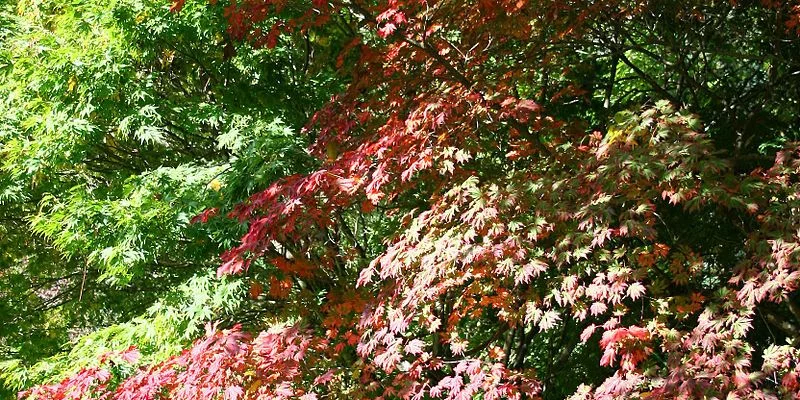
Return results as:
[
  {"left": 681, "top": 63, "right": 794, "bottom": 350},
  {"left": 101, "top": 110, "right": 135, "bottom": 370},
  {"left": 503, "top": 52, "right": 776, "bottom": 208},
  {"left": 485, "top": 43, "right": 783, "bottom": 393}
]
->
[{"left": 14, "top": 0, "right": 800, "bottom": 399}]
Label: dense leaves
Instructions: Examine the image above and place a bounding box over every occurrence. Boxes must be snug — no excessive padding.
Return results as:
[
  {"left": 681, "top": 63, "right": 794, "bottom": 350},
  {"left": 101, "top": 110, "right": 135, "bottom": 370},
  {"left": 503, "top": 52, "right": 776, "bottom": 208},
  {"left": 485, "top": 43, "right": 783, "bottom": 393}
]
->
[
  {"left": 0, "top": 0, "right": 336, "bottom": 395},
  {"left": 6, "top": 0, "right": 800, "bottom": 399}
]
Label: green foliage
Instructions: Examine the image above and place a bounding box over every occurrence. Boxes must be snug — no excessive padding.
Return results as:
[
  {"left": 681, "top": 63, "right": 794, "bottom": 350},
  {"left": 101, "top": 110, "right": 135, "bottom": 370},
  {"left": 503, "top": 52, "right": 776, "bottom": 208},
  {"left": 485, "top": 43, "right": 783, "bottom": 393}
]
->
[
  {"left": 0, "top": 272, "right": 245, "bottom": 391},
  {"left": 0, "top": 0, "right": 339, "bottom": 395}
]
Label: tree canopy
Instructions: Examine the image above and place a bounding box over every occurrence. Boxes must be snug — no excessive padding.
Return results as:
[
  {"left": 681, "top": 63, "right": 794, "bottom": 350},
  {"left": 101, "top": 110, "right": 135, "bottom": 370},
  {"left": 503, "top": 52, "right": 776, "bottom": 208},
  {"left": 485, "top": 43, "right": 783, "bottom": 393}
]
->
[{"left": 2, "top": 0, "right": 800, "bottom": 398}]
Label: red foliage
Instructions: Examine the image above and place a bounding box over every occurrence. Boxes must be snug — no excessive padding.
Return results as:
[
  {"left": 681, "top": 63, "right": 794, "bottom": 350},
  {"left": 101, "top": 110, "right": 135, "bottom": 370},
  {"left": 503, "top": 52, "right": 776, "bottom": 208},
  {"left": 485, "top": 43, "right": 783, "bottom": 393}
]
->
[
  {"left": 21, "top": 0, "right": 800, "bottom": 399},
  {"left": 27, "top": 325, "right": 319, "bottom": 400}
]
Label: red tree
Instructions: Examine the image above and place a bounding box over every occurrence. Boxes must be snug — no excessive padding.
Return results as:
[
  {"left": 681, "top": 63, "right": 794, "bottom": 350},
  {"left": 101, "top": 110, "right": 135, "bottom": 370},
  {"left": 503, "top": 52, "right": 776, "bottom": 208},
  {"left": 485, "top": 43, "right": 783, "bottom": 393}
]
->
[{"left": 22, "top": 0, "right": 800, "bottom": 399}]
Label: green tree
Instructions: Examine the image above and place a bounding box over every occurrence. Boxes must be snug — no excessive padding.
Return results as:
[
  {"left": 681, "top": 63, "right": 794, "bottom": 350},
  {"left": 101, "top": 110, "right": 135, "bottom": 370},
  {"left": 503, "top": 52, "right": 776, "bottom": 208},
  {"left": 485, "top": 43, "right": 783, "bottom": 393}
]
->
[{"left": 0, "top": 0, "right": 344, "bottom": 395}]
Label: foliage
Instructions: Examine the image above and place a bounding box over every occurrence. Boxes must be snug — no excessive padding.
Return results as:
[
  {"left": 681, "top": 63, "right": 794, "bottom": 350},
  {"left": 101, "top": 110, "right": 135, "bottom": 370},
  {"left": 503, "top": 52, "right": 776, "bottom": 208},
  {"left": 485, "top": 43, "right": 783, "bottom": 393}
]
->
[
  {"left": 7, "top": 0, "right": 800, "bottom": 399},
  {"left": 2, "top": 273, "right": 245, "bottom": 391},
  {"left": 0, "top": 0, "right": 337, "bottom": 395}
]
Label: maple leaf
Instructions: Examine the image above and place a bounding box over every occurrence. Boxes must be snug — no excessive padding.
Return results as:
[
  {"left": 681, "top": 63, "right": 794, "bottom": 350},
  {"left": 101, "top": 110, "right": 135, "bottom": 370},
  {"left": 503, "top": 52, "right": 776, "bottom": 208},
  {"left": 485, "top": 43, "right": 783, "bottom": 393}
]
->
[
  {"left": 627, "top": 282, "right": 646, "bottom": 300},
  {"left": 218, "top": 256, "right": 249, "bottom": 277},
  {"left": 191, "top": 207, "right": 219, "bottom": 224},
  {"left": 357, "top": 267, "right": 375, "bottom": 287},
  {"left": 378, "top": 23, "right": 397, "bottom": 38},
  {"left": 450, "top": 338, "right": 468, "bottom": 356},
  {"left": 314, "top": 370, "right": 335, "bottom": 385},
  {"left": 119, "top": 346, "right": 141, "bottom": 364},
  {"left": 590, "top": 302, "right": 608, "bottom": 316},
  {"left": 249, "top": 281, "right": 264, "bottom": 299},
  {"left": 538, "top": 310, "right": 561, "bottom": 332},
  {"left": 580, "top": 324, "right": 598, "bottom": 342},
  {"left": 404, "top": 339, "right": 425, "bottom": 355}
]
